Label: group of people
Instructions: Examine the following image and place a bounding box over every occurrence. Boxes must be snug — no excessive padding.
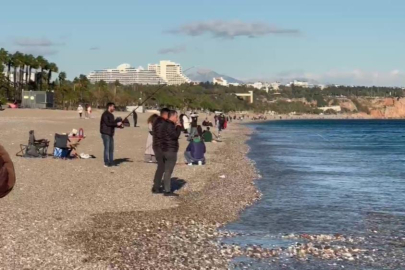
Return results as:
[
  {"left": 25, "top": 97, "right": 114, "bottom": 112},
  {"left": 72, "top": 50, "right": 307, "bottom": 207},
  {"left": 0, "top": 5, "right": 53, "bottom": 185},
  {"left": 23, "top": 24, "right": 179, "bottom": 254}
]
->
[
  {"left": 214, "top": 113, "right": 230, "bottom": 136},
  {"left": 151, "top": 108, "right": 182, "bottom": 196},
  {"left": 99, "top": 104, "right": 222, "bottom": 197},
  {"left": 77, "top": 104, "right": 92, "bottom": 119}
]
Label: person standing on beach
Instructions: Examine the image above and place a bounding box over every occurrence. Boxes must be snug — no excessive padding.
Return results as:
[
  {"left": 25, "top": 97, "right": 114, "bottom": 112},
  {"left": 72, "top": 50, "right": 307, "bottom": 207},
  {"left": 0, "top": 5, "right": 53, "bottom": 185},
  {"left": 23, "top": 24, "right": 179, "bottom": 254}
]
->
[
  {"left": 77, "top": 104, "right": 83, "bottom": 119},
  {"left": 160, "top": 110, "right": 182, "bottom": 196},
  {"left": 100, "top": 103, "right": 122, "bottom": 167},
  {"left": 152, "top": 108, "right": 170, "bottom": 193},
  {"left": 189, "top": 113, "right": 198, "bottom": 140},
  {"left": 84, "top": 104, "right": 89, "bottom": 119},
  {"left": 133, "top": 110, "right": 138, "bottom": 127},
  {"left": 87, "top": 104, "right": 92, "bottom": 119},
  {"left": 145, "top": 114, "right": 158, "bottom": 163}
]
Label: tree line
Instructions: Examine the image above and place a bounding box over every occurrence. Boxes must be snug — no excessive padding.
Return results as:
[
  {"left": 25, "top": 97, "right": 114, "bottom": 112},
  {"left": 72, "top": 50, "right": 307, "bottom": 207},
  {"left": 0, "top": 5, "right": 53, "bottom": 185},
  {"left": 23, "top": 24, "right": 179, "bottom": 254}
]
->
[
  {"left": 0, "top": 48, "right": 59, "bottom": 101},
  {"left": 2, "top": 46, "right": 404, "bottom": 114}
]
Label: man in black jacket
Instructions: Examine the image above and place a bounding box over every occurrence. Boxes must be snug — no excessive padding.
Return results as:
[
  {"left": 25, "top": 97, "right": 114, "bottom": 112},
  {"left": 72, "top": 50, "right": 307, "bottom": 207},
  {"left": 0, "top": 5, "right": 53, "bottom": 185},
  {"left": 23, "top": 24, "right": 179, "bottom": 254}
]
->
[
  {"left": 152, "top": 108, "right": 170, "bottom": 193},
  {"left": 100, "top": 103, "right": 122, "bottom": 167},
  {"left": 152, "top": 109, "right": 182, "bottom": 196},
  {"left": 160, "top": 110, "right": 182, "bottom": 196}
]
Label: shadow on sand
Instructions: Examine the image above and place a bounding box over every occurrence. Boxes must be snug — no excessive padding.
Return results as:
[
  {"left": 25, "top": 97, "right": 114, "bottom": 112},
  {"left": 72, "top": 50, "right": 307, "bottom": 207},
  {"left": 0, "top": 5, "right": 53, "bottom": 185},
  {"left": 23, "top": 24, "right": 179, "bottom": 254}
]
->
[
  {"left": 171, "top": 177, "right": 187, "bottom": 192},
  {"left": 114, "top": 158, "right": 134, "bottom": 165}
]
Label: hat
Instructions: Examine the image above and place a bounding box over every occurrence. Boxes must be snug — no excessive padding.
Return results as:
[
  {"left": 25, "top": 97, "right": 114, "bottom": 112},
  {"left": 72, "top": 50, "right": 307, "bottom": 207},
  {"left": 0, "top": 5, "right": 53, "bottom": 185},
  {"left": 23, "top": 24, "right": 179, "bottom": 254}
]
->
[{"left": 71, "top": 129, "right": 78, "bottom": 135}]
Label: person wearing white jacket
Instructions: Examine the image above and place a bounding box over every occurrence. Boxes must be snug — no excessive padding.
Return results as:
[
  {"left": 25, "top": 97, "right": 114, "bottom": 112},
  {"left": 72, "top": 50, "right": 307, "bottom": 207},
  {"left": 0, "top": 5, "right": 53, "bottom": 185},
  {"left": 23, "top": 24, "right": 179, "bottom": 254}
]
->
[
  {"left": 182, "top": 114, "right": 191, "bottom": 133},
  {"left": 77, "top": 104, "right": 83, "bottom": 118}
]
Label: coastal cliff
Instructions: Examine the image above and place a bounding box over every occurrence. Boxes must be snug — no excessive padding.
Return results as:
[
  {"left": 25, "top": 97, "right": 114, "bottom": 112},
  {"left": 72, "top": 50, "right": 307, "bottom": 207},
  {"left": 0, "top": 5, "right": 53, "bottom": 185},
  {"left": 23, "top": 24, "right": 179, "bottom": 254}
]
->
[{"left": 334, "top": 97, "right": 405, "bottom": 119}]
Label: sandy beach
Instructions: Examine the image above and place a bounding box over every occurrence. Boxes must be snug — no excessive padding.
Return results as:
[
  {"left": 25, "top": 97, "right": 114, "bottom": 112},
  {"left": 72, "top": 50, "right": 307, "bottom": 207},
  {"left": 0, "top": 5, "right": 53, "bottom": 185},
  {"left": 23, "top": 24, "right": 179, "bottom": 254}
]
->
[{"left": 0, "top": 109, "right": 258, "bottom": 269}]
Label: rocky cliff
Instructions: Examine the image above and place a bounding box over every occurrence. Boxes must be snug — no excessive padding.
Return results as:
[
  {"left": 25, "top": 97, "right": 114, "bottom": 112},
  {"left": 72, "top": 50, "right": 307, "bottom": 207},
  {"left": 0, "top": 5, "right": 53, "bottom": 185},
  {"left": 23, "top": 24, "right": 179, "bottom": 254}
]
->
[{"left": 340, "top": 98, "right": 405, "bottom": 118}]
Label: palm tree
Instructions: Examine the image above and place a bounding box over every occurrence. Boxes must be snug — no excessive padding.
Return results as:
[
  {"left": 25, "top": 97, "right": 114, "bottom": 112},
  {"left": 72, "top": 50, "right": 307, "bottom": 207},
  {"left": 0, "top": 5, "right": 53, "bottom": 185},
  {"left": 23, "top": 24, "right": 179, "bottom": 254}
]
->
[
  {"left": 6, "top": 52, "right": 12, "bottom": 84},
  {"left": 28, "top": 55, "right": 39, "bottom": 89},
  {"left": 18, "top": 54, "right": 27, "bottom": 93},
  {"left": 0, "top": 48, "right": 7, "bottom": 73},
  {"left": 47, "top": 62, "right": 58, "bottom": 89},
  {"left": 58, "top": 71, "right": 67, "bottom": 108},
  {"left": 58, "top": 71, "right": 66, "bottom": 86},
  {"left": 24, "top": 54, "right": 36, "bottom": 89},
  {"left": 0, "top": 49, "right": 12, "bottom": 99},
  {"left": 12, "top": 52, "right": 23, "bottom": 98},
  {"left": 36, "top": 56, "right": 48, "bottom": 90}
]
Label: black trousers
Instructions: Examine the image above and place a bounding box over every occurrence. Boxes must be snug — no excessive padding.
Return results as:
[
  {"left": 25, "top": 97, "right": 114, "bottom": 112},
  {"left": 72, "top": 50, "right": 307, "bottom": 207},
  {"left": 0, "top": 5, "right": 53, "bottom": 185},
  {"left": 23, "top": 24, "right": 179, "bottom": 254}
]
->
[
  {"left": 133, "top": 113, "right": 138, "bottom": 127},
  {"left": 153, "top": 148, "right": 177, "bottom": 193}
]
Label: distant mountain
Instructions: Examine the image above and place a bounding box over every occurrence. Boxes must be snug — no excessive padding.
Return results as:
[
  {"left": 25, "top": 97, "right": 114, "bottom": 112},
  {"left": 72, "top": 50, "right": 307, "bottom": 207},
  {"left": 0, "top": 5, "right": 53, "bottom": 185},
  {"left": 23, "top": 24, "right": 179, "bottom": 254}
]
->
[{"left": 185, "top": 68, "right": 244, "bottom": 84}]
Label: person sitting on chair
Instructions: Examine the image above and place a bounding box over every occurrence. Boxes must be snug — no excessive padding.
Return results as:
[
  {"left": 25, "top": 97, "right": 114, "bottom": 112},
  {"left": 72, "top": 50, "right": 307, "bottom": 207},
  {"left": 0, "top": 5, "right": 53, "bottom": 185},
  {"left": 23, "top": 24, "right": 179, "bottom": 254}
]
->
[
  {"left": 184, "top": 134, "right": 206, "bottom": 165},
  {"left": 202, "top": 127, "right": 213, "bottom": 142},
  {"left": 29, "top": 130, "right": 47, "bottom": 146}
]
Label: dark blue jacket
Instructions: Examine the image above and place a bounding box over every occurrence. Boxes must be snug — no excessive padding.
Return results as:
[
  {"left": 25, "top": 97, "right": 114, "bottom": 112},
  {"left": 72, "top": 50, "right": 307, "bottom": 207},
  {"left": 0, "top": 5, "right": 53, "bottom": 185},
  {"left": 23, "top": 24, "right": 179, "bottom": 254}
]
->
[{"left": 186, "top": 139, "right": 206, "bottom": 159}]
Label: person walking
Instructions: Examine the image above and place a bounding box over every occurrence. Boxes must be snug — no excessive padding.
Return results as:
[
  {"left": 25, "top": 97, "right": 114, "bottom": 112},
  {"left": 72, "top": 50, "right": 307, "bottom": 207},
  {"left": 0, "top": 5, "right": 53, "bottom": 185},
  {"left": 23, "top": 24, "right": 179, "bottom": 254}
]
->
[
  {"left": 84, "top": 104, "right": 89, "bottom": 119},
  {"left": 133, "top": 110, "right": 138, "bottom": 127},
  {"left": 218, "top": 114, "right": 225, "bottom": 136},
  {"left": 160, "top": 110, "right": 182, "bottom": 196},
  {"left": 152, "top": 108, "right": 170, "bottom": 193},
  {"left": 100, "top": 103, "right": 122, "bottom": 167},
  {"left": 145, "top": 114, "right": 158, "bottom": 163},
  {"left": 87, "top": 104, "right": 92, "bottom": 119},
  {"left": 77, "top": 104, "right": 83, "bottom": 119}
]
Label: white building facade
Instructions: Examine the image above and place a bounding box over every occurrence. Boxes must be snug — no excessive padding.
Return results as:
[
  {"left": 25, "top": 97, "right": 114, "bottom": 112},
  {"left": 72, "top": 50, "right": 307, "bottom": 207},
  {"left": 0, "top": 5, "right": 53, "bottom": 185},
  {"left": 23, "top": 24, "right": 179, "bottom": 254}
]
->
[
  {"left": 213, "top": 77, "right": 228, "bottom": 86},
  {"left": 87, "top": 63, "right": 165, "bottom": 85},
  {"left": 148, "top": 60, "right": 190, "bottom": 85},
  {"left": 292, "top": 80, "right": 309, "bottom": 88},
  {"left": 248, "top": 82, "right": 270, "bottom": 92}
]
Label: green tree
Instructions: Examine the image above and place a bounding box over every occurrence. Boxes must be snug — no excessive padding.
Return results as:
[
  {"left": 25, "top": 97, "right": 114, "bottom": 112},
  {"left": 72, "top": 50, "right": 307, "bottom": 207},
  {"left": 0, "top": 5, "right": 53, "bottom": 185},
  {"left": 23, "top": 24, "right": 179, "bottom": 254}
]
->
[
  {"left": 11, "top": 51, "right": 24, "bottom": 99},
  {"left": 36, "top": 55, "right": 49, "bottom": 90},
  {"left": 47, "top": 62, "right": 58, "bottom": 88}
]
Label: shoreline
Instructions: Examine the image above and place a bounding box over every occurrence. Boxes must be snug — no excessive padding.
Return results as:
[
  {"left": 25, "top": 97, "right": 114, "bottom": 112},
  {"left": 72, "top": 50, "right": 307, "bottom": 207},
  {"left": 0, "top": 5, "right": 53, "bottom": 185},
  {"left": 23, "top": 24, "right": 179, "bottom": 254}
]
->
[{"left": 67, "top": 122, "right": 260, "bottom": 269}]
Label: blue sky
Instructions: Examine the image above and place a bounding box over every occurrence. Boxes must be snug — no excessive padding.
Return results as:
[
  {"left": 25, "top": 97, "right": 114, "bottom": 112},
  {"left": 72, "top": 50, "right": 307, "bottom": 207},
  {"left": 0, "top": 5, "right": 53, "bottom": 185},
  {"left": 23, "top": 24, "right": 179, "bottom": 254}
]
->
[{"left": 1, "top": 0, "right": 405, "bottom": 86}]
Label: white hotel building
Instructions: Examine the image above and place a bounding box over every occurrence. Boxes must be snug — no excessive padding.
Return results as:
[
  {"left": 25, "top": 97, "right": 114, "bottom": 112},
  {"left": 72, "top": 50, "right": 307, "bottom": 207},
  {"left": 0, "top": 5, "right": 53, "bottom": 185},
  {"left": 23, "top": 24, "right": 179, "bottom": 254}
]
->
[
  {"left": 148, "top": 60, "right": 191, "bottom": 85},
  {"left": 88, "top": 61, "right": 190, "bottom": 85},
  {"left": 87, "top": 64, "right": 164, "bottom": 85}
]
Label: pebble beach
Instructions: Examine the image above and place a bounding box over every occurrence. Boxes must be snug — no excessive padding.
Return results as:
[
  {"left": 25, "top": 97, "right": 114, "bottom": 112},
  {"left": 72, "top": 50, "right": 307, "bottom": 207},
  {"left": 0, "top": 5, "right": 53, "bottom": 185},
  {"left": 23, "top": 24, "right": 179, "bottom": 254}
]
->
[{"left": 0, "top": 109, "right": 259, "bottom": 269}]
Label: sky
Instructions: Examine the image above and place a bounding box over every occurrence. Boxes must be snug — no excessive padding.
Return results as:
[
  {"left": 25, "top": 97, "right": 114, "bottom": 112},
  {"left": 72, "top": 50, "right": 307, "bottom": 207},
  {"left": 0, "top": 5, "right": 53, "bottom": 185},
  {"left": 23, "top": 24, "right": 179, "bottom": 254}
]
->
[{"left": 1, "top": 0, "right": 405, "bottom": 86}]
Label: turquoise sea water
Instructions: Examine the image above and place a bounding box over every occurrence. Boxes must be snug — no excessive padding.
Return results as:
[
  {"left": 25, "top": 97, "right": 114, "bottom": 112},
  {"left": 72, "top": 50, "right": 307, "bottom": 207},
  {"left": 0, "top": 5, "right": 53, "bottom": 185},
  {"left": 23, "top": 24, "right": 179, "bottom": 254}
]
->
[{"left": 225, "top": 120, "right": 405, "bottom": 270}]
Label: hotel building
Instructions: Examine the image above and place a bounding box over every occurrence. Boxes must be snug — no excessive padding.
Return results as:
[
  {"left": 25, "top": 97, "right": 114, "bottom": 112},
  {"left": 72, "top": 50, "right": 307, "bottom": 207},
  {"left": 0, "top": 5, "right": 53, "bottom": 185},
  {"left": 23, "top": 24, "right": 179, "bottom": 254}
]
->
[
  {"left": 87, "top": 63, "right": 165, "bottom": 85},
  {"left": 148, "top": 60, "right": 190, "bottom": 85}
]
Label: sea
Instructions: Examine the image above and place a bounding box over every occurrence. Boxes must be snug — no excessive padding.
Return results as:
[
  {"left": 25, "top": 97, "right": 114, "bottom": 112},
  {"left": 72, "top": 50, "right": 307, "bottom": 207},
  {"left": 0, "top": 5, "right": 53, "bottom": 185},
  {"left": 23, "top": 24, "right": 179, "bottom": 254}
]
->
[{"left": 224, "top": 120, "right": 405, "bottom": 270}]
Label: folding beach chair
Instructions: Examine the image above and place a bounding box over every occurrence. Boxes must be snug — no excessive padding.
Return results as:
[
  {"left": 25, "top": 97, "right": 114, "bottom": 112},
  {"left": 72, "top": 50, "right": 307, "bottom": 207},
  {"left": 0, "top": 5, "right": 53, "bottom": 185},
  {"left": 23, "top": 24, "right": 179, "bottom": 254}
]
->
[
  {"left": 53, "top": 134, "right": 71, "bottom": 158},
  {"left": 16, "top": 131, "right": 49, "bottom": 158}
]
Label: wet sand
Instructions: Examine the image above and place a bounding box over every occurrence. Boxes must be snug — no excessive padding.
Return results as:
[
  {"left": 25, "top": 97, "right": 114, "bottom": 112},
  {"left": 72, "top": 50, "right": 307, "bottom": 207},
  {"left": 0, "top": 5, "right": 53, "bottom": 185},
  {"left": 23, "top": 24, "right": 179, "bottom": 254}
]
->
[{"left": 0, "top": 109, "right": 258, "bottom": 269}]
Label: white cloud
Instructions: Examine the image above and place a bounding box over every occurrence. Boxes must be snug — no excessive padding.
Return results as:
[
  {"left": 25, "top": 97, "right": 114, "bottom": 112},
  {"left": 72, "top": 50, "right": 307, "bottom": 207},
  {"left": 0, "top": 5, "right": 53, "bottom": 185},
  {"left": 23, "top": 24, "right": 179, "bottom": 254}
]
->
[
  {"left": 13, "top": 37, "right": 64, "bottom": 47},
  {"left": 158, "top": 45, "right": 187, "bottom": 54},
  {"left": 167, "top": 20, "right": 300, "bottom": 39},
  {"left": 10, "top": 37, "right": 65, "bottom": 55}
]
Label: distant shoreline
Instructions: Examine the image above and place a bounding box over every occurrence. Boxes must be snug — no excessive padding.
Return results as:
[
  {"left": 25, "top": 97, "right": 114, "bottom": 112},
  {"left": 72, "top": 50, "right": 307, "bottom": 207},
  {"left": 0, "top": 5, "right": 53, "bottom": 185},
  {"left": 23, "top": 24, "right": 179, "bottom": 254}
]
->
[{"left": 244, "top": 113, "right": 405, "bottom": 123}]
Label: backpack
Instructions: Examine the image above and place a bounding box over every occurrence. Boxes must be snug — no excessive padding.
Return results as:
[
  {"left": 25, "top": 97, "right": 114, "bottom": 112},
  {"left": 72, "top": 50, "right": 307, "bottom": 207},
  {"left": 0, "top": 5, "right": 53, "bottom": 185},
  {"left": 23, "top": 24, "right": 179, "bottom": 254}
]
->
[{"left": 0, "top": 144, "right": 16, "bottom": 198}]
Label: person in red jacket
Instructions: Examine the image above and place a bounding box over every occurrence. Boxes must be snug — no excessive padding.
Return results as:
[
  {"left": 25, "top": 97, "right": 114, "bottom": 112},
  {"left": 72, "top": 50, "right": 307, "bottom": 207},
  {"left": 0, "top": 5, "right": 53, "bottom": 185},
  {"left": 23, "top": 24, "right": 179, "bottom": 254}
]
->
[{"left": 0, "top": 144, "right": 16, "bottom": 198}]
